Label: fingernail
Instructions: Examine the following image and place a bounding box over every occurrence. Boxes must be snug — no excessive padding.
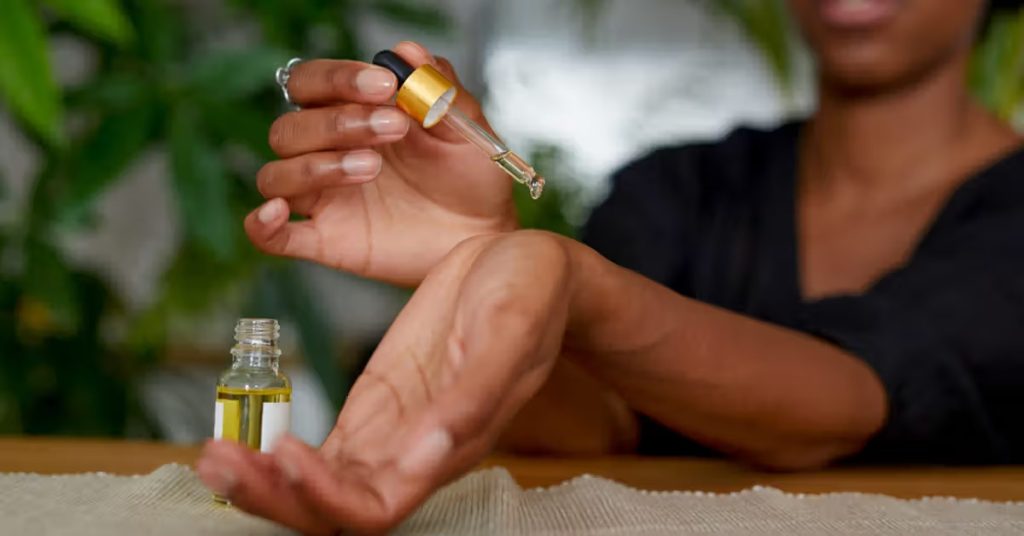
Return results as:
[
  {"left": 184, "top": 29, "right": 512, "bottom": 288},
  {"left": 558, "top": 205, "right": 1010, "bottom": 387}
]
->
[
  {"left": 369, "top": 109, "right": 408, "bottom": 136},
  {"left": 201, "top": 464, "right": 237, "bottom": 496},
  {"left": 341, "top": 151, "right": 382, "bottom": 177},
  {"left": 399, "top": 428, "right": 452, "bottom": 475},
  {"left": 355, "top": 67, "right": 396, "bottom": 97},
  {"left": 258, "top": 200, "right": 283, "bottom": 224}
]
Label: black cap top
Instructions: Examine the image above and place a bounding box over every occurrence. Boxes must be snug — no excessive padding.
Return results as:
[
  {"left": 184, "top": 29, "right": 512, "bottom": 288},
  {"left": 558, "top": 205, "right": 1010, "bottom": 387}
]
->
[{"left": 372, "top": 50, "right": 415, "bottom": 86}]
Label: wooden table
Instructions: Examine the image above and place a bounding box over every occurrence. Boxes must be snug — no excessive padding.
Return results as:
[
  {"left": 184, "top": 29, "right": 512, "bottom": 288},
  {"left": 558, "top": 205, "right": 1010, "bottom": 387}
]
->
[{"left": 2, "top": 437, "right": 1022, "bottom": 501}]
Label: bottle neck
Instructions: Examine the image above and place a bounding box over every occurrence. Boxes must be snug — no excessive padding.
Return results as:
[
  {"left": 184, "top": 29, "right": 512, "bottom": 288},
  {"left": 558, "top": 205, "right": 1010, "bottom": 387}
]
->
[
  {"left": 231, "top": 344, "right": 281, "bottom": 371},
  {"left": 231, "top": 318, "right": 282, "bottom": 371}
]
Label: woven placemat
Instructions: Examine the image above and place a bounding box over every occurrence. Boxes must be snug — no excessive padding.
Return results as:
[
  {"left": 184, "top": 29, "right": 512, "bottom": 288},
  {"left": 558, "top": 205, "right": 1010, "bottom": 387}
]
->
[{"left": 1, "top": 464, "right": 1022, "bottom": 535}]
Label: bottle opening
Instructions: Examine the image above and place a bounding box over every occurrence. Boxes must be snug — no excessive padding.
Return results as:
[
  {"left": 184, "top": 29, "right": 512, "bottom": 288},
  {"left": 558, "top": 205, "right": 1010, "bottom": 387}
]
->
[{"left": 235, "top": 318, "right": 280, "bottom": 345}]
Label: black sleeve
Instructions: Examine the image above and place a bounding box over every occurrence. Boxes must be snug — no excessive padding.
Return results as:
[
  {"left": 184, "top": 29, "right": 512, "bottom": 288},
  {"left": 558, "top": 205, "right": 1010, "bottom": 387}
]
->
[
  {"left": 580, "top": 146, "right": 703, "bottom": 289},
  {"left": 801, "top": 212, "right": 1024, "bottom": 464}
]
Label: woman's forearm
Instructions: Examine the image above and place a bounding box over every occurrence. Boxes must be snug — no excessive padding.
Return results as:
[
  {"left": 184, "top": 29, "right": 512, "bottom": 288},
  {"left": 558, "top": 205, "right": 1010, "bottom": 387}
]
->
[
  {"left": 563, "top": 238, "right": 887, "bottom": 469},
  {"left": 496, "top": 359, "right": 639, "bottom": 455}
]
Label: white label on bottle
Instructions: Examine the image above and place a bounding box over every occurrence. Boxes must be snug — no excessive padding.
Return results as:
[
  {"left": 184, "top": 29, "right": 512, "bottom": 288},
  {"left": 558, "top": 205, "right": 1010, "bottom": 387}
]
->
[
  {"left": 260, "top": 402, "right": 291, "bottom": 453},
  {"left": 213, "top": 401, "right": 224, "bottom": 440}
]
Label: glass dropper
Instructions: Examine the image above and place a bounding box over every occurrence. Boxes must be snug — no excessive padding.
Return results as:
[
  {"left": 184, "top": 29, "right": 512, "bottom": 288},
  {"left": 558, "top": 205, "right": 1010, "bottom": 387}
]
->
[
  {"left": 436, "top": 93, "right": 545, "bottom": 200},
  {"left": 373, "top": 50, "right": 545, "bottom": 200}
]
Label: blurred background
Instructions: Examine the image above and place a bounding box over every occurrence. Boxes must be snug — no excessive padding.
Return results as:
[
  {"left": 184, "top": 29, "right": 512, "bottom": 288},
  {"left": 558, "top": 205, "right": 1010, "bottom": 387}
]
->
[{"left": 1, "top": 0, "right": 1022, "bottom": 446}]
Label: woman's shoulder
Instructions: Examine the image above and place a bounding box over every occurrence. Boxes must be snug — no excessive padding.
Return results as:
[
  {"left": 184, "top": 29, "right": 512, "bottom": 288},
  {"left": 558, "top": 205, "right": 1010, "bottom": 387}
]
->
[
  {"left": 611, "top": 119, "right": 803, "bottom": 197},
  {"left": 922, "top": 142, "right": 1024, "bottom": 256},
  {"left": 583, "top": 120, "right": 804, "bottom": 285},
  {"left": 955, "top": 143, "right": 1024, "bottom": 210}
]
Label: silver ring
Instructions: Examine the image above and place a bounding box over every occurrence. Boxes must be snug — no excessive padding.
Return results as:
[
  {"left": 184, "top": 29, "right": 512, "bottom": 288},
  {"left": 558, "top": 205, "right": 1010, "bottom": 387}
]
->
[{"left": 275, "top": 57, "right": 303, "bottom": 110}]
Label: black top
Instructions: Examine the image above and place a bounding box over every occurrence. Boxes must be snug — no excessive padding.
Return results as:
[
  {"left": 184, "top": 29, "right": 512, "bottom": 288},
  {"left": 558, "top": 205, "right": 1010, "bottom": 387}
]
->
[{"left": 581, "top": 121, "right": 1024, "bottom": 464}]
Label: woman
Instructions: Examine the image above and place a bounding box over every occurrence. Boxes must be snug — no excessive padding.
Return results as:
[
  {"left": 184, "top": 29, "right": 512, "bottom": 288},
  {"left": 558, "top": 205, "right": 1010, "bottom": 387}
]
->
[{"left": 198, "top": 0, "right": 1024, "bottom": 533}]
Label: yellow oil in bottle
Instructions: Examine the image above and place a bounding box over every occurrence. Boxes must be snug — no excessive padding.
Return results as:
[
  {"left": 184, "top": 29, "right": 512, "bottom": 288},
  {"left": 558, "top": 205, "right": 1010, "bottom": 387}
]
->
[{"left": 214, "top": 386, "right": 292, "bottom": 449}]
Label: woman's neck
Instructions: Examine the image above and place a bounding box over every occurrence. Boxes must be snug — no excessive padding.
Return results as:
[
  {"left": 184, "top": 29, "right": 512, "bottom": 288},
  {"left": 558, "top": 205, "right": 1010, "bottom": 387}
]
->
[{"left": 803, "top": 51, "right": 1017, "bottom": 196}]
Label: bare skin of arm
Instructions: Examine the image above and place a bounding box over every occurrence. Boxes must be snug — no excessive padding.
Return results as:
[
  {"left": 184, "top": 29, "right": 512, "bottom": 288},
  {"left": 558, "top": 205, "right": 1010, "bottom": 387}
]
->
[
  {"left": 560, "top": 242, "right": 887, "bottom": 470},
  {"left": 495, "top": 360, "right": 638, "bottom": 456},
  {"left": 501, "top": 239, "right": 887, "bottom": 470}
]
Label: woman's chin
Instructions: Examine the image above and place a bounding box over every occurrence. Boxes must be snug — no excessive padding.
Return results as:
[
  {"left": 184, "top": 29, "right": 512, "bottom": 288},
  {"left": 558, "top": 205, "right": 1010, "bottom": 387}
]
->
[{"left": 819, "top": 55, "right": 905, "bottom": 92}]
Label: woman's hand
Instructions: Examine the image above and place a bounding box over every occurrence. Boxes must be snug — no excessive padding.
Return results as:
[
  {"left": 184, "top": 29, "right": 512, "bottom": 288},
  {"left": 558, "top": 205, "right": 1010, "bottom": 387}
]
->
[
  {"left": 245, "top": 41, "right": 517, "bottom": 287},
  {"left": 197, "top": 231, "right": 574, "bottom": 534}
]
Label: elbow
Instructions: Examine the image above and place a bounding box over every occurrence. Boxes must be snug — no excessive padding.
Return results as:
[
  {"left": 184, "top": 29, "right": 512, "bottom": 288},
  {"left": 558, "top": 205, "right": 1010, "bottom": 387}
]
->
[{"left": 747, "top": 364, "right": 887, "bottom": 472}]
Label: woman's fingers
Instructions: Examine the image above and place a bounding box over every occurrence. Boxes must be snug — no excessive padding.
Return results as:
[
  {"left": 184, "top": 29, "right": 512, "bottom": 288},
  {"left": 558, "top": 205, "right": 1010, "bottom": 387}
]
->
[
  {"left": 337, "top": 313, "right": 556, "bottom": 531},
  {"left": 392, "top": 40, "right": 435, "bottom": 69},
  {"left": 244, "top": 199, "right": 327, "bottom": 262},
  {"left": 285, "top": 39, "right": 438, "bottom": 108},
  {"left": 196, "top": 441, "right": 331, "bottom": 535},
  {"left": 286, "top": 60, "right": 398, "bottom": 108},
  {"left": 273, "top": 436, "right": 400, "bottom": 535},
  {"left": 269, "top": 104, "right": 409, "bottom": 158},
  {"left": 257, "top": 149, "right": 382, "bottom": 199}
]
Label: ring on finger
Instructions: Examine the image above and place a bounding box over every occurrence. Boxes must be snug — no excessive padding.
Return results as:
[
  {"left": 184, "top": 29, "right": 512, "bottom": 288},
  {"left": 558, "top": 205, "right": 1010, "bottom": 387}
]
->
[{"left": 275, "top": 57, "right": 304, "bottom": 111}]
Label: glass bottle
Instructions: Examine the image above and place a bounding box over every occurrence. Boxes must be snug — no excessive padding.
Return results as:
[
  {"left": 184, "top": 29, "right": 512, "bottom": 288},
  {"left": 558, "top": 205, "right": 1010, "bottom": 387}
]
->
[{"left": 214, "top": 318, "right": 292, "bottom": 453}]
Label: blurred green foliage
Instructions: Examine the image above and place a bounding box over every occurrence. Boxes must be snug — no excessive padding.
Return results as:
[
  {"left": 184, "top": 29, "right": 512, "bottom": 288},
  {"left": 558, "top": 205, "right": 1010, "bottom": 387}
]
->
[
  {"left": 972, "top": 8, "right": 1024, "bottom": 122},
  {"left": 515, "top": 146, "right": 584, "bottom": 238},
  {"left": 706, "top": 0, "right": 796, "bottom": 100},
  {"left": 0, "top": 0, "right": 450, "bottom": 436}
]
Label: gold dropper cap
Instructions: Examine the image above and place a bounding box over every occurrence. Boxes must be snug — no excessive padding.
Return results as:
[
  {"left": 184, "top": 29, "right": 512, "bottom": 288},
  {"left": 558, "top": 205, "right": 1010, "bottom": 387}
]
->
[
  {"left": 395, "top": 64, "right": 458, "bottom": 128},
  {"left": 372, "top": 51, "right": 458, "bottom": 128}
]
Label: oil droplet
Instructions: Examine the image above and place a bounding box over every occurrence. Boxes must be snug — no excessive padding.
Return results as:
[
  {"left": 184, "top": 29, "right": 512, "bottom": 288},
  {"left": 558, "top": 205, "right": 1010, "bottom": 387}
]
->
[
  {"left": 492, "top": 151, "right": 545, "bottom": 200},
  {"left": 528, "top": 177, "right": 545, "bottom": 200}
]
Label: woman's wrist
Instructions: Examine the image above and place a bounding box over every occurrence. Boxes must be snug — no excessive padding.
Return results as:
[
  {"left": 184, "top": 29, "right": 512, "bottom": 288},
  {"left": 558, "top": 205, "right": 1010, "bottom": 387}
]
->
[
  {"left": 468, "top": 230, "right": 623, "bottom": 355},
  {"left": 560, "top": 235, "right": 621, "bottom": 353}
]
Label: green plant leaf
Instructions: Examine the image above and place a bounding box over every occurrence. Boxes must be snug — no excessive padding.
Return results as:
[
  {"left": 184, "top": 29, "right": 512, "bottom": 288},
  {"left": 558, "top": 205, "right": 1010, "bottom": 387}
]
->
[
  {"left": 169, "top": 106, "right": 236, "bottom": 260},
  {"left": 368, "top": 0, "right": 452, "bottom": 34},
  {"left": 22, "top": 237, "right": 79, "bottom": 333},
  {"left": 266, "top": 263, "right": 347, "bottom": 408},
  {"left": 708, "top": 0, "right": 795, "bottom": 100},
  {"left": 0, "top": 0, "right": 62, "bottom": 146},
  {"left": 0, "top": 275, "right": 24, "bottom": 434},
  {"left": 162, "top": 242, "right": 251, "bottom": 313},
  {"left": 67, "top": 74, "right": 151, "bottom": 112},
  {"left": 40, "top": 0, "right": 135, "bottom": 45},
  {"left": 188, "top": 47, "right": 290, "bottom": 102},
  {"left": 970, "top": 9, "right": 1024, "bottom": 120},
  {"left": 515, "top": 145, "right": 581, "bottom": 237},
  {"left": 230, "top": 0, "right": 338, "bottom": 53},
  {"left": 125, "top": 231, "right": 260, "bottom": 353},
  {"left": 133, "top": 0, "right": 185, "bottom": 68},
  {"left": 203, "top": 102, "right": 275, "bottom": 160},
  {"left": 58, "top": 105, "right": 156, "bottom": 223},
  {"left": 0, "top": 386, "right": 22, "bottom": 434}
]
